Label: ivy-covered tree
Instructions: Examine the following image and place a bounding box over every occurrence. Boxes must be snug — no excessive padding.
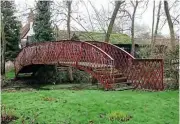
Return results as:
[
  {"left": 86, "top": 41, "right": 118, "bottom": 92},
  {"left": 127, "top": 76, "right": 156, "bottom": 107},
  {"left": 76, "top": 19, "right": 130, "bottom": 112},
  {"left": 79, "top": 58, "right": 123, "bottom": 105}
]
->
[
  {"left": 1, "top": 16, "right": 5, "bottom": 77},
  {"left": 1, "top": 1, "right": 21, "bottom": 60},
  {"left": 33, "top": 1, "right": 54, "bottom": 42}
]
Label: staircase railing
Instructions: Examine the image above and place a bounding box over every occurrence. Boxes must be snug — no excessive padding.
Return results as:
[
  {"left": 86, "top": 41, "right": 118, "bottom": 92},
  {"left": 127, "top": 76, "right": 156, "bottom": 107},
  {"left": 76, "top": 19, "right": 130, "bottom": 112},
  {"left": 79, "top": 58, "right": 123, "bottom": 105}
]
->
[
  {"left": 85, "top": 41, "right": 134, "bottom": 74},
  {"left": 86, "top": 41, "right": 164, "bottom": 90}
]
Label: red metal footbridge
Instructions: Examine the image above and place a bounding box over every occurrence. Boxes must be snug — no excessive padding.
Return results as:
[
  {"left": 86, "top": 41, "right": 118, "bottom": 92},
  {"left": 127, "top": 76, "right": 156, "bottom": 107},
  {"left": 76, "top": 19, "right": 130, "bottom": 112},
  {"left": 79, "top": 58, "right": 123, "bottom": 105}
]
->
[{"left": 14, "top": 40, "right": 164, "bottom": 90}]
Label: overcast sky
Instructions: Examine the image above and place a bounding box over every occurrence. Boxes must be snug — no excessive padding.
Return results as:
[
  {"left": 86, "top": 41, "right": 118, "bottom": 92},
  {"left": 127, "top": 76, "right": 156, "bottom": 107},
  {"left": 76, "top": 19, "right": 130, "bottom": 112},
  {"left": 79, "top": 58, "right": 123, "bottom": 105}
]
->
[{"left": 14, "top": 0, "right": 179, "bottom": 37}]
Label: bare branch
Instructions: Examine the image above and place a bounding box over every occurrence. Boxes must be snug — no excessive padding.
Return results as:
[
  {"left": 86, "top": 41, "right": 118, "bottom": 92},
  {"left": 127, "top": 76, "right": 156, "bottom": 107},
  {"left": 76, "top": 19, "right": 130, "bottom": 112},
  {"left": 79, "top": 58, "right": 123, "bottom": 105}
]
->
[
  {"left": 89, "top": 0, "right": 106, "bottom": 33},
  {"left": 80, "top": 0, "right": 94, "bottom": 31}
]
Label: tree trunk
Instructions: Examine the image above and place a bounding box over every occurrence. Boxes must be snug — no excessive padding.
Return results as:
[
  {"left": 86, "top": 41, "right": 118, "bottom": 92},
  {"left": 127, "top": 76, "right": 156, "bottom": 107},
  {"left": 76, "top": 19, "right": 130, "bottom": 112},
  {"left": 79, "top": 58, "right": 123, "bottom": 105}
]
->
[
  {"left": 152, "top": 1, "right": 161, "bottom": 55},
  {"left": 131, "top": 1, "right": 139, "bottom": 56},
  {"left": 150, "top": 0, "right": 156, "bottom": 55},
  {"left": 55, "top": 24, "right": 59, "bottom": 40},
  {"left": 67, "top": 1, "right": 72, "bottom": 40},
  {"left": 1, "top": 17, "right": 6, "bottom": 86},
  {"left": 1, "top": 18, "right": 5, "bottom": 78},
  {"left": 105, "top": 1, "right": 124, "bottom": 43},
  {"left": 164, "top": 1, "right": 176, "bottom": 50},
  {"left": 67, "top": 1, "right": 73, "bottom": 82}
]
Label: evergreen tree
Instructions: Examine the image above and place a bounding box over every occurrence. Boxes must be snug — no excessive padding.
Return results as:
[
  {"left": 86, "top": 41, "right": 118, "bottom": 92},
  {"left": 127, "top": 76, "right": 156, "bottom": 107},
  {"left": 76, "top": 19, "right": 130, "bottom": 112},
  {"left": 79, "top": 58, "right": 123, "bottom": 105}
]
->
[
  {"left": 33, "top": 1, "right": 56, "bottom": 84},
  {"left": 1, "top": 1, "right": 21, "bottom": 60},
  {"left": 33, "top": 1, "right": 54, "bottom": 42}
]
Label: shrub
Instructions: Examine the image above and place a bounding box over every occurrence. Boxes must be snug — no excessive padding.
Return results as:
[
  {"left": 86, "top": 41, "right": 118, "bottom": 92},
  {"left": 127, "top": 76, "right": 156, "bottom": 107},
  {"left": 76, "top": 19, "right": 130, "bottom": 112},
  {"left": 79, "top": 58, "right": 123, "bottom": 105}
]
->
[
  {"left": 73, "top": 69, "right": 92, "bottom": 84},
  {"left": 136, "top": 46, "right": 151, "bottom": 58},
  {"left": 55, "top": 71, "right": 69, "bottom": 84},
  {"left": 54, "top": 68, "right": 92, "bottom": 84},
  {"left": 34, "top": 65, "right": 57, "bottom": 84},
  {"left": 164, "top": 46, "right": 179, "bottom": 89},
  {"left": 34, "top": 66, "right": 94, "bottom": 85}
]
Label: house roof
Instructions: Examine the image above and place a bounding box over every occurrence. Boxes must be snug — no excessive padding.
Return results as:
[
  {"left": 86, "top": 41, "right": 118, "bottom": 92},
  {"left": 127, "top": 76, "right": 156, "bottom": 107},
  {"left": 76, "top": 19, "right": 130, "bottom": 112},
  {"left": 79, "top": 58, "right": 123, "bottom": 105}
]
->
[
  {"left": 20, "top": 23, "right": 30, "bottom": 39},
  {"left": 20, "top": 10, "right": 34, "bottom": 39}
]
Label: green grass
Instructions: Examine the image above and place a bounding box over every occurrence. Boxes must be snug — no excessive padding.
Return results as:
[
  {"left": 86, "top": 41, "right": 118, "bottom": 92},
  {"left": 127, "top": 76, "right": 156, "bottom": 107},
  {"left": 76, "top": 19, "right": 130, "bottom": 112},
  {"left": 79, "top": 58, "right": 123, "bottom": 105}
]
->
[
  {"left": 2, "top": 90, "right": 178, "bottom": 124},
  {"left": 5, "top": 69, "right": 15, "bottom": 79}
]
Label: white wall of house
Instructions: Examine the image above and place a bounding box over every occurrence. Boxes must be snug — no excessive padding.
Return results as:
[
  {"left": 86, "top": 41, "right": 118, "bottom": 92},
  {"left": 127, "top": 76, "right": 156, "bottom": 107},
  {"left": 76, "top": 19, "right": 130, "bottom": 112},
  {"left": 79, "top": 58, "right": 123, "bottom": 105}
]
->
[
  {"left": 19, "top": 22, "right": 34, "bottom": 49},
  {"left": 27, "top": 22, "right": 34, "bottom": 36}
]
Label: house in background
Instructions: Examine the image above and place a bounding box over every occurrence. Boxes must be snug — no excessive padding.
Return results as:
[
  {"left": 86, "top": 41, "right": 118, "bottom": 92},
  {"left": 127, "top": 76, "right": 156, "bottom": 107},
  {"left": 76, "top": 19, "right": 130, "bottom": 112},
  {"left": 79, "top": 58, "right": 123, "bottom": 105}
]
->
[{"left": 20, "top": 10, "right": 34, "bottom": 48}]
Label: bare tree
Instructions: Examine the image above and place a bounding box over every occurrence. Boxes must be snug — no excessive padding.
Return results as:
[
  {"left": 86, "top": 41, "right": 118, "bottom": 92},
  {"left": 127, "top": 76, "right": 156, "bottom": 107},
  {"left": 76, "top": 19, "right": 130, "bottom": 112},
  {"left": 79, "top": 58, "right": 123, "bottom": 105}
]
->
[
  {"left": 66, "top": 1, "right": 73, "bottom": 82},
  {"left": 54, "top": 24, "right": 59, "bottom": 40},
  {"left": 52, "top": 1, "right": 96, "bottom": 40},
  {"left": 159, "top": 0, "right": 179, "bottom": 30},
  {"left": 151, "top": 1, "right": 155, "bottom": 47},
  {"left": 134, "top": 23, "right": 151, "bottom": 38},
  {"left": 150, "top": 1, "right": 163, "bottom": 57},
  {"left": 131, "top": 1, "right": 139, "bottom": 56},
  {"left": 105, "top": 1, "right": 124, "bottom": 43},
  {"left": 67, "top": 1, "right": 72, "bottom": 39},
  {"left": 80, "top": 0, "right": 94, "bottom": 31},
  {"left": 154, "top": 1, "right": 162, "bottom": 41},
  {"left": 164, "top": 0, "right": 176, "bottom": 49},
  {"left": 89, "top": 1, "right": 107, "bottom": 33}
]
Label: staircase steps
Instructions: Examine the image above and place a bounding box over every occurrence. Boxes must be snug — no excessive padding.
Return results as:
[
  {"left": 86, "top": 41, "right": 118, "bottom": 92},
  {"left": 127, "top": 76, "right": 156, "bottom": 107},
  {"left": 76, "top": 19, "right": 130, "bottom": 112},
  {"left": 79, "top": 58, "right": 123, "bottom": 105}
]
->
[
  {"left": 113, "top": 73, "right": 123, "bottom": 78},
  {"left": 98, "top": 73, "right": 123, "bottom": 78},
  {"left": 94, "top": 68, "right": 120, "bottom": 74},
  {"left": 94, "top": 67, "right": 134, "bottom": 90},
  {"left": 105, "top": 77, "right": 127, "bottom": 83},
  {"left": 114, "top": 77, "right": 127, "bottom": 83}
]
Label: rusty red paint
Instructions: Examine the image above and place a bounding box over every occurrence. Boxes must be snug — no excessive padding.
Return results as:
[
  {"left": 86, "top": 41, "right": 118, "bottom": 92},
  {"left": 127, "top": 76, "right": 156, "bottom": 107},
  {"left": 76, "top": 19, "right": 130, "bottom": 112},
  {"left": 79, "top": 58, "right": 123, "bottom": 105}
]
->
[{"left": 14, "top": 40, "right": 164, "bottom": 90}]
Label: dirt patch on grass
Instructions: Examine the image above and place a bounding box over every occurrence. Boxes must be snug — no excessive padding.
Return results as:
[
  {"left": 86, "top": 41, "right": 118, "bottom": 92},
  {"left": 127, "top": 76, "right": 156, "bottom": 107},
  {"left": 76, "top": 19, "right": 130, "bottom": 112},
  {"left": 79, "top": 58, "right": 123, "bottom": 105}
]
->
[{"left": 42, "top": 97, "right": 57, "bottom": 102}]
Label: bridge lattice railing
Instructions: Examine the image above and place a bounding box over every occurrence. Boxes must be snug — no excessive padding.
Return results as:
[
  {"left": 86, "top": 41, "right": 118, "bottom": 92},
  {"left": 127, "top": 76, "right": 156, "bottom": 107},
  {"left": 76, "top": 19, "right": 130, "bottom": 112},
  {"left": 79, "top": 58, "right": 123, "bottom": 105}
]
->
[
  {"left": 86, "top": 41, "right": 164, "bottom": 90},
  {"left": 127, "top": 59, "right": 164, "bottom": 90},
  {"left": 15, "top": 40, "right": 115, "bottom": 89}
]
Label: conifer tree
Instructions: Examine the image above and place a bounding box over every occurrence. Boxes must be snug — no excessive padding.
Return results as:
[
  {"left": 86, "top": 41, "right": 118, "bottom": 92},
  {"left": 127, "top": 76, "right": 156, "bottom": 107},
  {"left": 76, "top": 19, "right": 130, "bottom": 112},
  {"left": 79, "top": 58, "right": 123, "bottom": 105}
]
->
[
  {"left": 1, "top": 1, "right": 21, "bottom": 60},
  {"left": 33, "top": 1, "right": 54, "bottom": 42},
  {"left": 33, "top": 1, "right": 56, "bottom": 84}
]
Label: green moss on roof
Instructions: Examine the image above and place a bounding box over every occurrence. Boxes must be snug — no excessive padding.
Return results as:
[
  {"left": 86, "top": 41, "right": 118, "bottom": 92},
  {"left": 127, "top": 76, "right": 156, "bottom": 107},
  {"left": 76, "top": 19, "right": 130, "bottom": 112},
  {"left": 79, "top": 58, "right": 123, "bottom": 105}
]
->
[
  {"left": 78, "top": 32, "right": 131, "bottom": 44},
  {"left": 109, "top": 33, "right": 131, "bottom": 44},
  {"left": 57, "top": 30, "right": 131, "bottom": 44}
]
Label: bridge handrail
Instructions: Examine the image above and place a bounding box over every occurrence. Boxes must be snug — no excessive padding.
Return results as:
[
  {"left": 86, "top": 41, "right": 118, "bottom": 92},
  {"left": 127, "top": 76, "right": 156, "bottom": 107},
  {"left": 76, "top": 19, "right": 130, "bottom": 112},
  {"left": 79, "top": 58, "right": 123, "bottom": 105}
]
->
[
  {"left": 85, "top": 41, "right": 134, "bottom": 58},
  {"left": 14, "top": 40, "right": 115, "bottom": 89},
  {"left": 85, "top": 41, "right": 134, "bottom": 73},
  {"left": 16, "top": 40, "right": 114, "bottom": 63}
]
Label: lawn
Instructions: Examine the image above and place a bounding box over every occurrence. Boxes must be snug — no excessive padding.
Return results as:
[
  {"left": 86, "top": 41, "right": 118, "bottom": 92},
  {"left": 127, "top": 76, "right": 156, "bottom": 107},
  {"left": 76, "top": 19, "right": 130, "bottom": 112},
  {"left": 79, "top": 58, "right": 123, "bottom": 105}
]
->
[
  {"left": 1, "top": 89, "right": 178, "bottom": 124},
  {"left": 5, "top": 69, "right": 15, "bottom": 80}
]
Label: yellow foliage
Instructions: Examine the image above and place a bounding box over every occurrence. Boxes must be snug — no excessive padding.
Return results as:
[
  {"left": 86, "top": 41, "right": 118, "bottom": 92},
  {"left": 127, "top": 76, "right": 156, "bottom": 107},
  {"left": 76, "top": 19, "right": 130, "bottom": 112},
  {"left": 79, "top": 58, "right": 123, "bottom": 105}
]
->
[{"left": 107, "top": 111, "right": 132, "bottom": 122}]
